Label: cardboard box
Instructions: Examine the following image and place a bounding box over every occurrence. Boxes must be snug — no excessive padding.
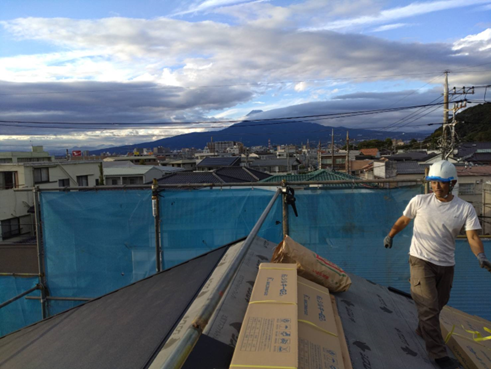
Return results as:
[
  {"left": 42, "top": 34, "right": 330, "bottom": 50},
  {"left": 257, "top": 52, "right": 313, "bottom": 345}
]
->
[
  {"left": 297, "top": 276, "right": 345, "bottom": 369},
  {"left": 230, "top": 263, "right": 298, "bottom": 369},
  {"left": 440, "top": 306, "right": 491, "bottom": 369}
]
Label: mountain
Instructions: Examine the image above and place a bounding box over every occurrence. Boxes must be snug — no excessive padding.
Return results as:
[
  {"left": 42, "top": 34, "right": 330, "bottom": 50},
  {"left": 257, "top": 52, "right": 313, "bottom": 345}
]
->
[
  {"left": 89, "top": 119, "right": 429, "bottom": 155},
  {"left": 424, "top": 103, "right": 491, "bottom": 144}
]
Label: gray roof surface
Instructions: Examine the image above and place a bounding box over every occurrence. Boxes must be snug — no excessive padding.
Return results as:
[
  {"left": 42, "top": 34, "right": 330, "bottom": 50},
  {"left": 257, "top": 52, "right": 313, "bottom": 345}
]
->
[
  {"left": 0, "top": 247, "right": 228, "bottom": 369},
  {"left": 388, "top": 151, "right": 437, "bottom": 162},
  {"left": 396, "top": 161, "right": 426, "bottom": 174},
  {"left": 456, "top": 142, "right": 491, "bottom": 158},
  {"left": 335, "top": 274, "right": 452, "bottom": 369},
  {"left": 156, "top": 167, "right": 271, "bottom": 184},
  {"left": 158, "top": 172, "right": 223, "bottom": 184},
  {"left": 197, "top": 157, "right": 241, "bottom": 168},
  {"left": 215, "top": 166, "right": 271, "bottom": 182},
  {"left": 249, "top": 158, "right": 299, "bottom": 167}
]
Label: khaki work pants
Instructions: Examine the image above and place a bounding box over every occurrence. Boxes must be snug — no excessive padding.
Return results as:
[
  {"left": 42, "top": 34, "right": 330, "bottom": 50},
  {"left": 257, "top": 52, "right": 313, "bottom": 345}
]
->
[{"left": 409, "top": 255, "right": 454, "bottom": 359}]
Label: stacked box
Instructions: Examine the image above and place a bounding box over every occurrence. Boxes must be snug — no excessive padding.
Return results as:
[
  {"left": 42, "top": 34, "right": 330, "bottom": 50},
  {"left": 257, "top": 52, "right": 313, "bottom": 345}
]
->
[{"left": 440, "top": 306, "right": 491, "bottom": 369}]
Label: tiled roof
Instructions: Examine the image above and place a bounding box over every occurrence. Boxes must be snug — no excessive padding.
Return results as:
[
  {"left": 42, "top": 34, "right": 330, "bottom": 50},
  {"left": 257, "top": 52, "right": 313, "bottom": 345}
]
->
[
  {"left": 197, "top": 157, "right": 240, "bottom": 168},
  {"left": 259, "top": 169, "right": 372, "bottom": 187},
  {"left": 215, "top": 166, "right": 271, "bottom": 182},
  {"left": 456, "top": 142, "right": 491, "bottom": 158},
  {"left": 387, "top": 151, "right": 437, "bottom": 162},
  {"left": 396, "top": 161, "right": 425, "bottom": 174},
  {"left": 157, "top": 172, "right": 223, "bottom": 184},
  {"left": 457, "top": 166, "right": 491, "bottom": 176},
  {"left": 156, "top": 167, "right": 270, "bottom": 184},
  {"left": 360, "top": 148, "right": 379, "bottom": 156}
]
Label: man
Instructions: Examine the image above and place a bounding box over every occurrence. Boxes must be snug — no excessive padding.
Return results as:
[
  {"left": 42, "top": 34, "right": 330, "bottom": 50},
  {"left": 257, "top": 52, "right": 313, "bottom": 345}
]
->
[{"left": 384, "top": 160, "right": 491, "bottom": 369}]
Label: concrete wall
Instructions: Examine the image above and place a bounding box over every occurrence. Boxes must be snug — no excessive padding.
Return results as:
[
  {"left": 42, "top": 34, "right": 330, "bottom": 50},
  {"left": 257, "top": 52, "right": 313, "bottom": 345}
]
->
[{"left": 34, "top": 162, "right": 101, "bottom": 188}]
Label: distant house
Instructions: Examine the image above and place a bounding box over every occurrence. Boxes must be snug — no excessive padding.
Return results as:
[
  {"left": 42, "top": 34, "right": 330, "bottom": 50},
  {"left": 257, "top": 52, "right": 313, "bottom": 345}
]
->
[
  {"left": 0, "top": 160, "right": 100, "bottom": 241},
  {"left": 103, "top": 164, "right": 184, "bottom": 185},
  {"left": 196, "top": 157, "right": 241, "bottom": 172},
  {"left": 318, "top": 153, "right": 346, "bottom": 171},
  {"left": 260, "top": 169, "right": 375, "bottom": 188},
  {"left": 166, "top": 159, "right": 197, "bottom": 171},
  {"left": 249, "top": 158, "right": 300, "bottom": 174},
  {"left": 456, "top": 166, "right": 491, "bottom": 218},
  {"left": 359, "top": 148, "right": 380, "bottom": 158},
  {"left": 455, "top": 142, "right": 491, "bottom": 162},
  {"left": 387, "top": 151, "right": 437, "bottom": 162},
  {"left": 156, "top": 167, "right": 270, "bottom": 185}
]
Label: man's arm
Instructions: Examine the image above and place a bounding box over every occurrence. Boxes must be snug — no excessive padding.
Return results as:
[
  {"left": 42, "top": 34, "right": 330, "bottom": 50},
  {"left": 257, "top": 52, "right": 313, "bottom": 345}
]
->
[
  {"left": 389, "top": 216, "right": 412, "bottom": 237},
  {"left": 384, "top": 216, "right": 412, "bottom": 249},
  {"left": 466, "top": 230, "right": 491, "bottom": 272}
]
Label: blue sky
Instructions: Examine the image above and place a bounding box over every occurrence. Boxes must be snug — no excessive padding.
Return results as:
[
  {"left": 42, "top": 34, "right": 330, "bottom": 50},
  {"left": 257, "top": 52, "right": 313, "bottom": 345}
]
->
[{"left": 0, "top": 0, "right": 491, "bottom": 150}]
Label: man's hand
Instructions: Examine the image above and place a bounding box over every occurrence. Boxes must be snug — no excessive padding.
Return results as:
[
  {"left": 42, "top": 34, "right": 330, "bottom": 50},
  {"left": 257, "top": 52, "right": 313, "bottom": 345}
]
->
[
  {"left": 477, "top": 253, "right": 491, "bottom": 272},
  {"left": 384, "top": 235, "right": 393, "bottom": 249}
]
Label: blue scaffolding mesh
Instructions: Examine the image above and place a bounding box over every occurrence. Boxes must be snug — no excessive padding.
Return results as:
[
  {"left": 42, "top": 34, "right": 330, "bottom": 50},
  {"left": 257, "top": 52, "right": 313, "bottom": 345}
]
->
[
  {"left": 2, "top": 186, "right": 490, "bottom": 337},
  {"left": 159, "top": 188, "right": 283, "bottom": 269},
  {"left": 0, "top": 277, "right": 40, "bottom": 337},
  {"left": 290, "top": 187, "right": 491, "bottom": 320}
]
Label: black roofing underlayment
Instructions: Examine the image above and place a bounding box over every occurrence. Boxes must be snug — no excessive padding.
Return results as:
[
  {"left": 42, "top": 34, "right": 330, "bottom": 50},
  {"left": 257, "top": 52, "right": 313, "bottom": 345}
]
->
[
  {"left": 0, "top": 247, "right": 228, "bottom": 369},
  {"left": 335, "top": 274, "right": 458, "bottom": 369}
]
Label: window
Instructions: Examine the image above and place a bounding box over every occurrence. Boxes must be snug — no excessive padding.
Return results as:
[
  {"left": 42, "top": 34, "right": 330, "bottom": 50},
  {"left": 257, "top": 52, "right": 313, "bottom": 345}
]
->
[
  {"left": 0, "top": 158, "right": 12, "bottom": 163},
  {"left": 18, "top": 157, "right": 51, "bottom": 163},
  {"left": 0, "top": 172, "right": 17, "bottom": 189},
  {"left": 122, "top": 176, "right": 143, "bottom": 185},
  {"left": 459, "top": 183, "right": 475, "bottom": 195},
  {"left": 110, "top": 178, "right": 119, "bottom": 185},
  {"left": 335, "top": 158, "right": 345, "bottom": 164},
  {"left": 77, "top": 175, "right": 89, "bottom": 186},
  {"left": 58, "top": 178, "right": 70, "bottom": 187},
  {"left": 33, "top": 168, "right": 49, "bottom": 184},
  {"left": 1, "top": 218, "right": 20, "bottom": 239}
]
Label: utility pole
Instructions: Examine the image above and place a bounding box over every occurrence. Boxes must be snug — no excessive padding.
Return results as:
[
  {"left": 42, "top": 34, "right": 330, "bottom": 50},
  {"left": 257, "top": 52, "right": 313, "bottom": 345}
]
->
[
  {"left": 440, "top": 72, "right": 475, "bottom": 159},
  {"left": 331, "top": 129, "right": 334, "bottom": 171},
  {"left": 317, "top": 141, "right": 321, "bottom": 170},
  {"left": 346, "top": 131, "right": 350, "bottom": 174},
  {"left": 286, "top": 144, "right": 290, "bottom": 173}
]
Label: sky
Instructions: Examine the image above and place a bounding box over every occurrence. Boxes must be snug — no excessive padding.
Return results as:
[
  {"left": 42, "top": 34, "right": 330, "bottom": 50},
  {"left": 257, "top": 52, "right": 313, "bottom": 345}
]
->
[{"left": 1, "top": 0, "right": 491, "bottom": 152}]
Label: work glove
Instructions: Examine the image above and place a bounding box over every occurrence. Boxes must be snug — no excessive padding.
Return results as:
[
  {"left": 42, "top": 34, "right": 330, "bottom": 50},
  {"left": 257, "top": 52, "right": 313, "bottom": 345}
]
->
[
  {"left": 384, "top": 235, "right": 393, "bottom": 249},
  {"left": 477, "top": 253, "right": 491, "bottom": 272}
]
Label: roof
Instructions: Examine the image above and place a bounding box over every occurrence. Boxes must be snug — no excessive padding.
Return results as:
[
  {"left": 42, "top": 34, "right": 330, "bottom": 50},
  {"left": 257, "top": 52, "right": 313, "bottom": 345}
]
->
[
  {"left": 259, "top": 169, "right": 373, "bottom": 188},
  {"left": 157, "top": 172, "right": 223, "bottom": 184},
  {"left": 350, "top": 160, "right": 372, "bottom": 171},
  {"left": 0, "top": 161, "right": 101, "bottom": 167},
  {"left": 360, "top": 148, "right": 379, "bottom": 156},
  {"left": 197, "top": 157, "right": 240, "bottom": 168},
  {"left": 104, "top": 166, "right": 161, "bottom": 176},
  {"left": 455, "top": 142, "right": 491, "bottom": 158},
  {"left": 335, "top": 274, "right": 457, "bottom": 369},
  {"left": 388, "top": 151, "right": 437, "bottom": 162},
  {"left": 215, "top": 167, "right": 271, "bottom": 182},
  {"left": 467, "top": 153, "right": 491, "bottom": 163},
  {"left": 0, "top": 246, "right": 228, "bottom": 369},
  {"left": 249, "top": 158, "right": 299, "bottom": 167},
  {"left": 457, "top": 165, "right": 491, "bottom": 176},
  {"left": 396, "top": 161, "right": 426, "bottom": 175},
  {"left": 156, "top": 167, "right": 270, "bottom": 184}
]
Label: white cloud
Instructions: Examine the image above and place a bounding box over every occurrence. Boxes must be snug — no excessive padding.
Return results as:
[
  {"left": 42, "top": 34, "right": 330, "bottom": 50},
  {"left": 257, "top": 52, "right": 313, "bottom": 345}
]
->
[
  {"left": 294, "top": 82, "right": 308, "bottom": 92},
  {"left": 453, "top": 28, "right": 491, "bottom": 52},
  {"left": 306, "top": 0, "right": 491, "bottom": 32},
  {"left": 371, "top": 23, "right": 413, "bottom": 32},
  {"left": 173, "top": 0, "right": 260, "bottom": 16}
]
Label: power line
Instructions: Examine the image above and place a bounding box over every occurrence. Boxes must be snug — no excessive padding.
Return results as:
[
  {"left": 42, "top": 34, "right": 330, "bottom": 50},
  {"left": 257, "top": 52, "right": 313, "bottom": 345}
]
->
[{"left": 0, "top": 101, "right": 459, "bottom": 133}]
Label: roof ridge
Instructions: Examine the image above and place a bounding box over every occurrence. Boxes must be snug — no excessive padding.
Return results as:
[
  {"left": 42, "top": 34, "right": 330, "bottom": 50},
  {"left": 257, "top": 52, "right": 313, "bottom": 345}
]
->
[{"left": 242, "top": 167, "right": 259, "bottom": 181}]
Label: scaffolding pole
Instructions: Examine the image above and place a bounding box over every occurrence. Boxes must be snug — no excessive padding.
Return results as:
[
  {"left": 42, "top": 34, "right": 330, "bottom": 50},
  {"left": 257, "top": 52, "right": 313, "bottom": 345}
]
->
[
  {"left": 152, "top": 179, "right": 163, "bottom": 272},
  {"left": 13, "top": 178, "right": 427, "bottom": 192},
  {"left": 282, "top": 181, "right": 289, "bottom": 238},
  {"left": 33, "top": 187, "right": 49, "bottom": 319},
  {"left": 158, "top": 188, "right": 281, "bottom": 369},
  {"left": 0, "top": 284, "right": 40, "bottom": 310}
]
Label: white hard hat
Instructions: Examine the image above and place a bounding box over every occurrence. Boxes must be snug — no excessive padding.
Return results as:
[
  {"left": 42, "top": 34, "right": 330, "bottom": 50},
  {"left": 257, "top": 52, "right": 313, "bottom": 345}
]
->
[{"left": 426, "top": 160, "right": 457, "bottom": 182}]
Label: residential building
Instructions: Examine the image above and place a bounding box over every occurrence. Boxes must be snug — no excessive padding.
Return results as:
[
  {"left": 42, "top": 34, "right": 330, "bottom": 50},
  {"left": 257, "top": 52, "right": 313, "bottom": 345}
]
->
[
  {"left": 319, "top": 153, "right": 347, "bottom": 171},
  {"left": 103, "top": 163, "right": 183, "bottom": 185},
  {"left": 456, "top": 166, "right": 491, "bottom": 220},
  {"left": 104, "top": 156, "right": 160, "bottom": 165},
  {"left": 249, "top": 158, "right": 300, "bottom": 174},
  {"left": 359, "top": 148, "right": 380, "bottom": 158},
  {"left": 0, "top": 146, "right": 52, "bottom": 164},
  {"left": 0, "top": 160, "right": 100, "bottom": 241}
]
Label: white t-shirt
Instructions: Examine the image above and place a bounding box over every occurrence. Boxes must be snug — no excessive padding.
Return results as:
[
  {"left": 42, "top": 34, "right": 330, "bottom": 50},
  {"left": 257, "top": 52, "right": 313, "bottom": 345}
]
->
[{"left": 403, "top": 193, "right": 481, "bottom": 266}]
